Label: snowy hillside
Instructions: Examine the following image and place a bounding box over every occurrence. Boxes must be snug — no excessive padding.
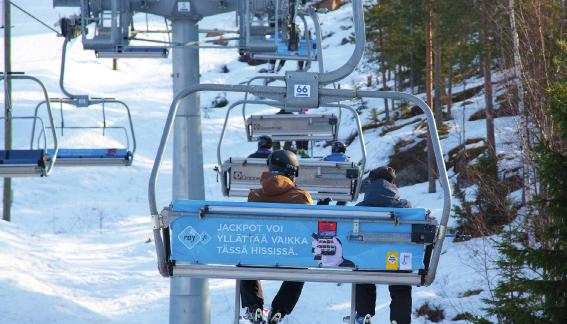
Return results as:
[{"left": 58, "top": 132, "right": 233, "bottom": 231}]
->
[{"left": 0, "top": 2, "right": 517, "bottom": 323}]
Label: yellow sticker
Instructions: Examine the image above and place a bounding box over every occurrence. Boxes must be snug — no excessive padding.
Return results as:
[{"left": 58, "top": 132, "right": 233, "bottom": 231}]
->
[{"left": 386, "top": 252, "right": 399, "bottom": 270}]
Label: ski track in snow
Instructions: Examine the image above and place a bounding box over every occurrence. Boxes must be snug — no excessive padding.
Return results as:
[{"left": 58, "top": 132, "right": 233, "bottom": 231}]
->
[{"left": 0, "top": 2, "right": 513, "bottom": 323}]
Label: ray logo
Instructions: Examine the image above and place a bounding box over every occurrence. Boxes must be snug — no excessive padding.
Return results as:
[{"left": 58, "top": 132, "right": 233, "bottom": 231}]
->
[{"left": 178, "top": 226, "right": 211, "bottom": 250}]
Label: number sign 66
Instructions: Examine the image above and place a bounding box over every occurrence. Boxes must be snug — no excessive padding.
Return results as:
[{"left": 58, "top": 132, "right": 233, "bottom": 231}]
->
[{"left": 294, "top": 84, "right": 311, "bottom": 97}]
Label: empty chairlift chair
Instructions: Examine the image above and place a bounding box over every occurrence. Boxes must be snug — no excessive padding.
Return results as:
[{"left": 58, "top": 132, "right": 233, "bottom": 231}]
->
[
  {"left": 32, "top": 98, "right": 136, "bottom": 167},
  {"left": 0, "top": 73, "right": 58, "bottom": 177},
  {"left": 238, "top": 0, "right": 321, "bottom": 64}
]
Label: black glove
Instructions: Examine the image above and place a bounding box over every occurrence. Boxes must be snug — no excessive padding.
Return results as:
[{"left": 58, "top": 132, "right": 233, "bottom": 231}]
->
[{"left": 317, "top": 197, "right": 332, "bottom": 205}]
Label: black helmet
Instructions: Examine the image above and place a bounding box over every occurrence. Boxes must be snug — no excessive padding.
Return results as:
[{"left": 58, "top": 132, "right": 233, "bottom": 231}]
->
[
  {"left": 369, "top": 166, "right": 396, "bottom": 184},
  {"left": 257, "top": 135, "right": 273, "bottom": 149},
  {"left": 332, "top": 141, "right": 347, "bottom": 154},
  {"left": 267, "top": 150, "right": 299, "bottom": 179}
]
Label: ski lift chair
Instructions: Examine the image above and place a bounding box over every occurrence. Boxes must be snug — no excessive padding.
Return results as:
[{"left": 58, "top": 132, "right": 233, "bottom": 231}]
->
[
  {"left": 149, "top": 86, "right": 449, "bottom": 324},
  {"left": 149, "top": 85, "right": 449, "bottom": 324},
  {"left": 61, "top": 0, "right": 170, "bottom": 58},
  {"left": 0, "top": 73, "right": 58, "bottom": 177},
  {"left": 35, "top": 31, "right": 136, "bottom": 167},
  {"left": 248, "top": 31, "right": 318, "bottom": 62},
  {"left": 238, "top": 0, "right": 321, "bottom": 64},
  {"left": 217, "top": 99, "right": 365, "bottom": 202},
  {"left": 148, "top": 1, "right": 451, "bottom": 323},
  {"left": 32, "top": 98, "right": 136, "bottom": 167}
]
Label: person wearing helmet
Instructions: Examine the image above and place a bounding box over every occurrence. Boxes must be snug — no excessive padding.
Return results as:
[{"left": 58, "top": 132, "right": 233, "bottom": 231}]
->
[
  {"left": 248, "top": 135, "right": 274, "bottom": 158},
  {"left": 353, "top": 166, "right": 413, "bottom": 324},
  {"left": 323, "top": 141, "right": 351, "bottom": 162},
  {"left": 318, "top": 141, "right": 351, "bottom": 206},
  {"left": 241, "top": 150, "right": 313, "bottom": 324}
]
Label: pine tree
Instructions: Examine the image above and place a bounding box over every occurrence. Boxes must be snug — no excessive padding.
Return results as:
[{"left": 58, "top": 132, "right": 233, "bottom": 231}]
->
[{"left": 484, "top": 221, "right": 541, "bottom": 323}]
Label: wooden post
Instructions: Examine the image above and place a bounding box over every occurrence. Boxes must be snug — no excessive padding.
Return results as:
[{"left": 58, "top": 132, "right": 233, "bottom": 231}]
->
[
  {"left": 379, "top": 28, "right": 390, "bottom": 121},
  {"left": 481, "top": 1, "right": 497, "bottom": 173},
  {"left": 426, "top": 0, "right": 436, "bottom": 193}
]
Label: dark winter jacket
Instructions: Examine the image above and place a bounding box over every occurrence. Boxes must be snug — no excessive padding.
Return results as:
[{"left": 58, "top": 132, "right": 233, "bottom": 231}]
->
[
  {"left": 248, "top": 149, "right": 272, "bottom": 158},
  {"left": 357, "top": 179, "right": 412, "bottom": 208},
  {"left": 248, "top": 172, "right": 313, "bottom": 205}
]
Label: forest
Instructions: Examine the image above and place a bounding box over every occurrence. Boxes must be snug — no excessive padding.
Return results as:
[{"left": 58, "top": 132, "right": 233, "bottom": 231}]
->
[{"left": 361, "top": 0, "right": 566, "bottom": 322}]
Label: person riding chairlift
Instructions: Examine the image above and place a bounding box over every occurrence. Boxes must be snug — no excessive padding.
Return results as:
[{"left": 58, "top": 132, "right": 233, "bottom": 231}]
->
[
  {"left": 318, "top": 141, "right": 351, "bottom": 206},
  {"left": 248, "top": 135, "right": 273, "bottom": 158},
  {"left": 323, "top": 141, "right": 350, "bottom": 162},
  {"left": 241, "top": 150, "right": 313, "bottom": 324},
  {"left": 353, "top": 166, "right": 413, "bottom": 324}
]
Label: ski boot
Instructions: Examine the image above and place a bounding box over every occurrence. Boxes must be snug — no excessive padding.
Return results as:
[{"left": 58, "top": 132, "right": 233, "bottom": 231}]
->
[
  {"left": 355, "top": 314, "right": 372, "bottom": 324},
  {"left": 242, "top": 306, "right": 267, "bottom": 324},
  {"left": 268, "top": 310, "right": 283, "bottom": 324},
  {"left": 342, "top": 314, "right": 372, "bottom": 324}
]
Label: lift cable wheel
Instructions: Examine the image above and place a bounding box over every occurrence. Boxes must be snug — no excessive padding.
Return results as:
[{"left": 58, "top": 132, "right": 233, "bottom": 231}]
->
[{"left": 0, "top": 73, "right": 58, "bottom": 177}]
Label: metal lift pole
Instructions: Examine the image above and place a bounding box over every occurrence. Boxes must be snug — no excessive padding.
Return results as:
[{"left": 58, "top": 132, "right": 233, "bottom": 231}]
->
[
  {"left": 170, "top": 17, "right": 210, "bottom": 324},
  {"left": 3, "top": 0, "right": 12, "bottom": 222}
]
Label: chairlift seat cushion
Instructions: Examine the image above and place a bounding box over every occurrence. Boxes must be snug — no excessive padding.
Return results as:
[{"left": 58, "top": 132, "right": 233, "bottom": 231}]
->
[
  {"left": 275, "top": 38, "right": 317, "bottom": 58},
  {"left": 0, "top": 149, "right": 45, "bottom": 165},
  {"left": 251, "top": 36, "right": 317, "bottom": 60},
  {"left": 169, "top": 200, "right": 435, "bottom": 272},
  {"left": 47, "top": 148, "right": 129, "bottom": 159}
]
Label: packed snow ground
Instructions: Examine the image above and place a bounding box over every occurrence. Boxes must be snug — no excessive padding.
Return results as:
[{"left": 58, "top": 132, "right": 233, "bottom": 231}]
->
[{"left": 0, "top": 2, "right": 514, "bottom": 323}]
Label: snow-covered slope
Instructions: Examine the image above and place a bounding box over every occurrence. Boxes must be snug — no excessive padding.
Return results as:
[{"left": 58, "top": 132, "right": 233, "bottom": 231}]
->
[{"left": 0, "top": 2, "right": 516, "bottom": 323}]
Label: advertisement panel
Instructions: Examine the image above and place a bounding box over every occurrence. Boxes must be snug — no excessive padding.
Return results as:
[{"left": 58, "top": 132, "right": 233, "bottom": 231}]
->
[{"left": 170, "top": 201, "right": 428, "bottom": 271}]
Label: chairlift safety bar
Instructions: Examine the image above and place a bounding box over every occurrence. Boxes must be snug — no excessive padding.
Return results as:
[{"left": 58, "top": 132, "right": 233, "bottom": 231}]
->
[
  {"left": 162, "top": 207, "right": 434, "bottom": 227},
  {"left": 172, "top": 264, "right": 423, "bottom": 286}
]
